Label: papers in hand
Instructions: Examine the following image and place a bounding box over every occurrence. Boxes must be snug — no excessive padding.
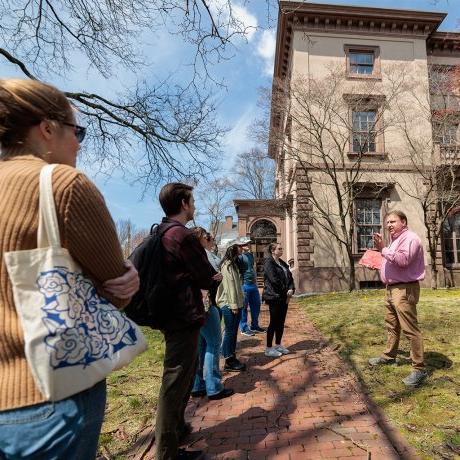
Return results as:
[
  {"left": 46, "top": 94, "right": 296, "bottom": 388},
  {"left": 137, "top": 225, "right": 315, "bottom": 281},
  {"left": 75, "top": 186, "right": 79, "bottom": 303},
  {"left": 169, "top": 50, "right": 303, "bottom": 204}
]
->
[{"left": 358, "top": 249, "right": 383, "bottom": 270}]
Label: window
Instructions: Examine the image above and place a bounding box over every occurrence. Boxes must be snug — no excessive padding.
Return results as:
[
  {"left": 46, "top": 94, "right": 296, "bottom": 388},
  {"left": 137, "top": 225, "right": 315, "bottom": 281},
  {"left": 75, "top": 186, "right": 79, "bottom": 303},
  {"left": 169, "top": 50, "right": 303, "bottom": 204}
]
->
[
  {"left": 352, "top": 111, "right": 376, "bottom": 153},
  {"left": 359, "top": 280, "right": 383, "bottom": 289},
  {"left": 345, "top": 45, "right": 380, "bottom": 79},
  {"left": 350, "top": 51, "right": 374, "bottom": 75},
  {"left": 439, "top": 125, "right": 458, "bottom": 145},
  {"left": 356, "top": 199, "right": 381, "bottom": 252},
  {"left": 443, "top": 212, "right": 460, "bottom": 266}
]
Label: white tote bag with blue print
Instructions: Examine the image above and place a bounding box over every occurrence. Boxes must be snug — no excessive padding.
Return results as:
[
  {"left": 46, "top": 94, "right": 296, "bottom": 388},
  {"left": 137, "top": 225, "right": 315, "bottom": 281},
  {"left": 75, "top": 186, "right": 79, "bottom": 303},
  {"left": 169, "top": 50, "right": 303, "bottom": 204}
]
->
[{"left": 4, "top": 164, "right": 147, "bottom": 401}]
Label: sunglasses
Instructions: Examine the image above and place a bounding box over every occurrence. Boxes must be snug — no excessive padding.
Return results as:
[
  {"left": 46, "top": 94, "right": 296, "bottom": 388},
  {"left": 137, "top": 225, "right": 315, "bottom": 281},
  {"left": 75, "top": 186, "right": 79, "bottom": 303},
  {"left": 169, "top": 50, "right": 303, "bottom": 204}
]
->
[{"left": 62, "top": 122, "right": 87, "bottom": 143}]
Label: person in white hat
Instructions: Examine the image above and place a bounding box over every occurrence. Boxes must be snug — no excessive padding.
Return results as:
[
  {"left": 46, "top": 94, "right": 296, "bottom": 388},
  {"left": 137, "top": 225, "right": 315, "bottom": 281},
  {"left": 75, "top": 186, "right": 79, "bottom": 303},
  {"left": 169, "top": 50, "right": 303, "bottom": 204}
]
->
[{"left": 235, "top": 237, "right": 266, "bottom": 337}]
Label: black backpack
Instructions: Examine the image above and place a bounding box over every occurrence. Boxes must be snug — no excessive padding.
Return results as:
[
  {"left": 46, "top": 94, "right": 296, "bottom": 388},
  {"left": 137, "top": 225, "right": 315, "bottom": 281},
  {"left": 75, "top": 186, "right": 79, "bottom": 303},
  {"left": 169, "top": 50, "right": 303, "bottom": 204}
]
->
[{"left": 124, "top": 222, "right": 181, "bottom": 328}]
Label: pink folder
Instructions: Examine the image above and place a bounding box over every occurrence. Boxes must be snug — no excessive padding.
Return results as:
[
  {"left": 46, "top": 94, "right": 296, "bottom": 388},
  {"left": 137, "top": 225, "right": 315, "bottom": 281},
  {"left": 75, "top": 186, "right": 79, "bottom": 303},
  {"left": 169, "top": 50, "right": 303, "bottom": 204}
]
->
[{"left": 358, "top": 249, "right": 384, "bottom": 270}]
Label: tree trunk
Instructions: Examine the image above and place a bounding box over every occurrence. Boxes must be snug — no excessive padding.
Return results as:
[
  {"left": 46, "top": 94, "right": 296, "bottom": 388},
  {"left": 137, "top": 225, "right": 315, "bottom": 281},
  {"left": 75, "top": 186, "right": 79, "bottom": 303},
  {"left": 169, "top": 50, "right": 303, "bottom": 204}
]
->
[
  {"left": 348, "top": 251, "right": 356, "bottom": 292},
  {"left": 430, "top": 257, "right": 439, "bottom": 289}
]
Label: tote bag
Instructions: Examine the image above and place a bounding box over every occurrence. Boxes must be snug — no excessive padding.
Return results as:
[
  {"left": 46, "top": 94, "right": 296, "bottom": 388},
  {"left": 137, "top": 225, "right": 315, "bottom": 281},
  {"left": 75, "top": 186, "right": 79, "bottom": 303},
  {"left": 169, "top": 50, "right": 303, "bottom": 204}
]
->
[{"left": 4, "top": 164, "right": 147, "bottom": 401}]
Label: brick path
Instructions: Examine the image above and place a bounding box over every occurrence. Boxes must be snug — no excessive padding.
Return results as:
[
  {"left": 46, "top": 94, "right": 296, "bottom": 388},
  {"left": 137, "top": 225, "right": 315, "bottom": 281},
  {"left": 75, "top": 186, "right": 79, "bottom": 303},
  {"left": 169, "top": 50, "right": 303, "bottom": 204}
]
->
[{"left": 179, "top": 301, "right": 419, "bottom": 460}]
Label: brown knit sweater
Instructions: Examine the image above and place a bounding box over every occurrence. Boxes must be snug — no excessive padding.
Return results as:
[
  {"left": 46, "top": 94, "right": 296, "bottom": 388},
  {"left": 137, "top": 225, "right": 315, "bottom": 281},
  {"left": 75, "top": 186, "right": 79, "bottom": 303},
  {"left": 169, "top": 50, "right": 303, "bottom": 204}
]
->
[{"left": 0, "top": 155, "right": 127, "bottom": 411}]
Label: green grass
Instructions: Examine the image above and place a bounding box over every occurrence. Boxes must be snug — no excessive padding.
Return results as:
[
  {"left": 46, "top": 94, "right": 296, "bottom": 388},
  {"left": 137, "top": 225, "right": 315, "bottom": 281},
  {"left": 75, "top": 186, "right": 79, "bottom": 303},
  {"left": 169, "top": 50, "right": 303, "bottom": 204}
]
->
[
  {"left": 98, "top": 328, "right": 165, "bottom": 459},
  {"left": 298, "top": 288, "right": 460, "bottom": 460}
]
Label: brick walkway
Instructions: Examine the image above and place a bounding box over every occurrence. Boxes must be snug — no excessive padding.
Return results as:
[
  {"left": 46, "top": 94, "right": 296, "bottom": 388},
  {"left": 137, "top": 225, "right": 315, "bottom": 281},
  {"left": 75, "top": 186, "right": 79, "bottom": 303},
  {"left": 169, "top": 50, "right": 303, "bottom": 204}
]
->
[{"left": 178, "top": 301, "right": 419, "bottom": 460}]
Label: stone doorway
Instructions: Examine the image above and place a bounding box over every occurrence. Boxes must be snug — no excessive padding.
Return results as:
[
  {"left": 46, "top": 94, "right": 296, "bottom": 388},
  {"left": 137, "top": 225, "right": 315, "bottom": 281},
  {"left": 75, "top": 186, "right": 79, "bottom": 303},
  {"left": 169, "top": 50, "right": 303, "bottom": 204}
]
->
[{"left": 250, "top": 219, "right": 278, "bottom": 281}]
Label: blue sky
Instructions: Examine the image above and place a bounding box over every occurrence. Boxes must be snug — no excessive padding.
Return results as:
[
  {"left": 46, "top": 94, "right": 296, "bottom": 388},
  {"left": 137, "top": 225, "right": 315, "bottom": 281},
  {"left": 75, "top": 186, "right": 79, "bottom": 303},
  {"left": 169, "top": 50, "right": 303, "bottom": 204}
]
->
[{"left": 1, "top": 0, "right": 457, "bottom": 232}]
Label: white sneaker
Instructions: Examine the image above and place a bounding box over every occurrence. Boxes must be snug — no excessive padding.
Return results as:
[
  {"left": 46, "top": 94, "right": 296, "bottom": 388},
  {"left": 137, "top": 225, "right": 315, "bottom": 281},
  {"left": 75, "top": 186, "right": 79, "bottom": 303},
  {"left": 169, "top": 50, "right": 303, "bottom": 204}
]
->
[
  {"left": 265, "top": 347, "right": 282, "bottom": 358},
  {"left": 275, "top": 345, "right": 290, "bottom": 355}
]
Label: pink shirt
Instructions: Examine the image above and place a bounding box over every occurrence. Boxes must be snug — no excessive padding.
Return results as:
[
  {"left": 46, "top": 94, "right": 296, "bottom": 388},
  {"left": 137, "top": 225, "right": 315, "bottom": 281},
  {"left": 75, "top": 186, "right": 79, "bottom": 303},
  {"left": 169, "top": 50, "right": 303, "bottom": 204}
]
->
[{"left": 380, "top": 228, "right": 425, "bottom": 285}]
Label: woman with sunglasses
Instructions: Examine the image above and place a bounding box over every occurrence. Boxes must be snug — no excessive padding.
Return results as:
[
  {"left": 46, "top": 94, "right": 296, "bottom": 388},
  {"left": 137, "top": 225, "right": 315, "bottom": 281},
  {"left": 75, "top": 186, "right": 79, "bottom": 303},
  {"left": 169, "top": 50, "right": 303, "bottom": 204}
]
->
[
  {"left": 189, "top": 228, "right": 233, "bottom": 400},
  {"left": 263, "top": 243, "right": 295, "bottom": 358},
  {"left": 0, "top": 79, "right": 139, "bottom": 459}
]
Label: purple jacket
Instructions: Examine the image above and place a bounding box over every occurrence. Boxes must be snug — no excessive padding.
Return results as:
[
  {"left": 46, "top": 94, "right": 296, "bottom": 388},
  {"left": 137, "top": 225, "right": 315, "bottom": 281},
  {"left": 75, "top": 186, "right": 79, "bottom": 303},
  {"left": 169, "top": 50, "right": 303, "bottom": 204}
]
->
[
  {"left": 160, "top": 218, "right": 216, "bottom": 330},
  {"left": 380, "top": 228, "right": 425, "bottom": 285}
]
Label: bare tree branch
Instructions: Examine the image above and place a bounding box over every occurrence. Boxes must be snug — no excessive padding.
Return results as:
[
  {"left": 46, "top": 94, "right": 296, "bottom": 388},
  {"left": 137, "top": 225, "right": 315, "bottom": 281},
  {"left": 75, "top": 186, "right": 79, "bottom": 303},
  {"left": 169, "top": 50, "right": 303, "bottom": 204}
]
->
[{"left": 0, "top": 0, "right": 275, "bottom": 187}]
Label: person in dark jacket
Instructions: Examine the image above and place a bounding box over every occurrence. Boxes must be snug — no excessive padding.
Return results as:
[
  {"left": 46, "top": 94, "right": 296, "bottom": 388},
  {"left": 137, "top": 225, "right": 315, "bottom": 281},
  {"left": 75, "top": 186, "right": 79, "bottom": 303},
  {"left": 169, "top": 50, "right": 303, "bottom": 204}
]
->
[
  {"left": 190, "top": 227, "right": 233, "bottom": 401},
  {"left": 155, "top": 183, "right": 218, "bottom": 460},
  {"left": 263, "top": 243, "right": 295, "bottom": 358}
]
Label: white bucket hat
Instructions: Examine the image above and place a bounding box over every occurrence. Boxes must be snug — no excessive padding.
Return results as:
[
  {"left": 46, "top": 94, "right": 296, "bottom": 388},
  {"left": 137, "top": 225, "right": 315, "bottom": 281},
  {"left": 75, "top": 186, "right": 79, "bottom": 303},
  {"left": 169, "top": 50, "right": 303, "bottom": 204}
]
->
[{"left": 234, "top": 236, "right": 252, "bottom": 246}]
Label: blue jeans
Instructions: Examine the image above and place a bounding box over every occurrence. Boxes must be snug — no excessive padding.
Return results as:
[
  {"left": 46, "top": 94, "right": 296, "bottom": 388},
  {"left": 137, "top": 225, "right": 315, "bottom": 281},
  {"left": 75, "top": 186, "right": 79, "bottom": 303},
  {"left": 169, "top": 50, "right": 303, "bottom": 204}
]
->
[
  {"left": 240, "top": 283, "right": 261, "bottom": 332},
  {"left": 0, "top": 380, "right": 106, "bottom": 460},
  {"left": 221, "top": 306, "right": 242, "bottom": 359},
  {"left": 193, "top": 306, "right": 224, "bottom": 396}
]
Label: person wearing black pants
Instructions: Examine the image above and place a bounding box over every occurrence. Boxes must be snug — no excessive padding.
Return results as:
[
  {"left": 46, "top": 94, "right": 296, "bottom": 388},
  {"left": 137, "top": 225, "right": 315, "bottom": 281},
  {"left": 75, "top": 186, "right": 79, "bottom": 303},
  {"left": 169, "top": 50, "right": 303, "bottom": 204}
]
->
[{"left": 263, "top": 243, "right": 295, "bottom": 358}]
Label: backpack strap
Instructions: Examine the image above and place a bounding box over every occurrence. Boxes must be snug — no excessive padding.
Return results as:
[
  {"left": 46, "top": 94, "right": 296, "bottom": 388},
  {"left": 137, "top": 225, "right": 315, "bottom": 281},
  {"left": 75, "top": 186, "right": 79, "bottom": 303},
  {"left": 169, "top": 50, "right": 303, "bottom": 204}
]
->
[{"left": 157, "top": 221, "right": 183, "bottom": 238}]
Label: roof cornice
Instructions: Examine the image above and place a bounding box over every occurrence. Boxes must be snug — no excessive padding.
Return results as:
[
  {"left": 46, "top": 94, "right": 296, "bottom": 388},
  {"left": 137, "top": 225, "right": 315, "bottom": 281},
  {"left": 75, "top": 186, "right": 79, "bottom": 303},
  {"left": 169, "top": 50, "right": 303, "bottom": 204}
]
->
[
  {"left": 274, "top": 1, "right": 447, "bottom": 79},
  {"left": 427, "top": 32, "right": 460, "bottom": 57}
]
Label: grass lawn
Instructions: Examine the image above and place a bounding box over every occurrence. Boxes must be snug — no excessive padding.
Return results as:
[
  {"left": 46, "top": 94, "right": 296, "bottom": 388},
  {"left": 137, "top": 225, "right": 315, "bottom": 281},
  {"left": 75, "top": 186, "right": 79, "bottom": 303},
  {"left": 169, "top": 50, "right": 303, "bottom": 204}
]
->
[
  {"left": 98, "top": 328, "right": 165, "bottom": 459},
  {"left": 298, "top": 288, "right": 460, "bottom": 460}
]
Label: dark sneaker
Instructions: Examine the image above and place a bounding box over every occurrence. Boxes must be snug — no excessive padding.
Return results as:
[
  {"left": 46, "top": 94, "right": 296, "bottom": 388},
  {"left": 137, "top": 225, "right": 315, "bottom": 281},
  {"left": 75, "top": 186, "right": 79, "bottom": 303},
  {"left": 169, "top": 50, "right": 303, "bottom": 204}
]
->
[
  {"left": 251, "top": 326, "right": 266, "bottom": 333},
  {"left": 402, "top": 370, "right": 427, "bottom": 387},
  {"left": 368, "top": 356, "right": 396, "bottom": 366},
  {"left": 224, "top": 358, "right": 246, "bottom": 372},
  {"left": 178, "top": 422, "right": 193, "bottom": 441},
  {"left": 241, "top": 329, "right": 255, "bottom": 337},
  {"left": 208, "top": 388, "right": 234, "bottom": 400},
  {"left": 177, "top": 448, "right": 205, "bottom": 460},
  {"left": 190, "top": 389, "right": 206, "bottom": 398}
]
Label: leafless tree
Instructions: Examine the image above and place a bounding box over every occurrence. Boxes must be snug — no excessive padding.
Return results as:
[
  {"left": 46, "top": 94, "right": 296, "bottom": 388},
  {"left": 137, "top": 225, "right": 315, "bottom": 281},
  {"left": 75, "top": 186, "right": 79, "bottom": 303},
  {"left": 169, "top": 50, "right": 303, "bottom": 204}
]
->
[
  {"left": 273, "top": 65, "right": 406, "bottom": 291},
  {"left": 248, "top": 86, "right": 272, "bottom": 150},
  {"left": 196, "top": 178, "right": 233, "bottom": 238},
  {"left": 396, "top": 64, "right": 460, "bottom": 288},
  {"left": 117, "top": 218, "right": 149, "bottom": 257},
  {"left": 117, "top": 219, "right": 135, "bottom": 258},
  {"left": 231, "top": 147, "right": 275, "bottom": 199},
  {"left": 0, "top": 0, "right": 273, "bottom": 188}
]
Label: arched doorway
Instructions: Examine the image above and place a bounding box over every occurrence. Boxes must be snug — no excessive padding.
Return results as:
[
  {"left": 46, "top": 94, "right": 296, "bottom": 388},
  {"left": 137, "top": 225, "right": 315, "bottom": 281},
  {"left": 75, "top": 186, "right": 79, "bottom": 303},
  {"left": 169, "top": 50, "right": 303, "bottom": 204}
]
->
[{"left": 250, "top": 219, "right": 278, "bottom": 281}]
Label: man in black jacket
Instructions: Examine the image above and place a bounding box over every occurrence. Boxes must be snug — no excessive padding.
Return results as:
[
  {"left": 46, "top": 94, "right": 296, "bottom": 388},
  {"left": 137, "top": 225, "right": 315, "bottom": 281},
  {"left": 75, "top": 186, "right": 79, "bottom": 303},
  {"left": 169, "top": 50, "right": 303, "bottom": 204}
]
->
[{"left": 155, "top": 183, "right": 218, "bottom": 460}]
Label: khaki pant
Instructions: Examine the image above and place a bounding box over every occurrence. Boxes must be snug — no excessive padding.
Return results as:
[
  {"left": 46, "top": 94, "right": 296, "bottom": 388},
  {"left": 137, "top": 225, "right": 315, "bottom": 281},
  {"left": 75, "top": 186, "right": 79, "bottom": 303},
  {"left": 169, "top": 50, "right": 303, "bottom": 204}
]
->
[
  {"left": 155, "top": 326, "right": 200, "bottom": 460},
  {"left": 382, "top": 282, "right": 425, "bottom": 370}
]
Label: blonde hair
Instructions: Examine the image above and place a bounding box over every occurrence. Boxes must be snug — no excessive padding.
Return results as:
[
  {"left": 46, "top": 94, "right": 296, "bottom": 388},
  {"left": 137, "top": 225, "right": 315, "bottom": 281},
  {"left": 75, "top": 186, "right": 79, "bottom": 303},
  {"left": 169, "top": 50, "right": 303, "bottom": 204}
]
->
[{"left": 0, "top": 79, "right": 72, "bottom": 157}]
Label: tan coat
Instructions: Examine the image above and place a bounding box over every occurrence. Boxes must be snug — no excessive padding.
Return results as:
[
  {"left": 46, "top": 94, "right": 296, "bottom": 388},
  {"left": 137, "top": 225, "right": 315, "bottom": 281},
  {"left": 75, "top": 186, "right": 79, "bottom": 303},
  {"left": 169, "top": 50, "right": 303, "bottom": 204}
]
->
[
  {"left": 0, "top": 155, "right": 126, "bottom": 410},
  {"left": 216, "top": 260, "right": 244, "bottom": 311}
]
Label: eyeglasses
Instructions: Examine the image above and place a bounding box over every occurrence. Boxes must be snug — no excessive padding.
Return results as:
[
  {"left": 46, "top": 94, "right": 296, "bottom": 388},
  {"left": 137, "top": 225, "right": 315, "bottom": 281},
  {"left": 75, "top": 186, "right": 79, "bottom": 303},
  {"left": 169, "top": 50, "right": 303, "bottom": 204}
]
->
[{"left": 62, "top": 122, "right": 87, "bottom": 143}]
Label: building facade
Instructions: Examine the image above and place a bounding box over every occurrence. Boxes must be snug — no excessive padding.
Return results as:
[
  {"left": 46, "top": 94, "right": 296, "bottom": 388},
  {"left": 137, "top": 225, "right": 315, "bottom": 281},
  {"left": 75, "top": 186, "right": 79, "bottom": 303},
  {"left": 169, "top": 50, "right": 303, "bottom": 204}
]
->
[{"left": 235, "top": 1, "right": 460, "bottom": 293}]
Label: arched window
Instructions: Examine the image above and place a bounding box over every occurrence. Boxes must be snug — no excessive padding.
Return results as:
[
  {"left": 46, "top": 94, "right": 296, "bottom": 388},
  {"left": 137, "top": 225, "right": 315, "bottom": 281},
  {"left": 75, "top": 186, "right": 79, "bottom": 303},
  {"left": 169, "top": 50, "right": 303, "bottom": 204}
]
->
[
  {"left": 250, "top": 219, "right": 278, "bottom": 279},
  {"left": 250, "top": 219, "right": 277, "bottom": 238},
  {"left": 443, "top": 211, "right": 460, "bottom": 266}
]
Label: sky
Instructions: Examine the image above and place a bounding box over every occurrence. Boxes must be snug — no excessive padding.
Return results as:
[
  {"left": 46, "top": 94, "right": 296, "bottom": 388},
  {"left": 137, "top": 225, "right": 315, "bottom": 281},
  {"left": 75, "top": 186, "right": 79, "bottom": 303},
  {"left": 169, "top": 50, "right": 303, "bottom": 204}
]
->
[{"left": 1, "top": 0, "right": 458, "bottom": 232}]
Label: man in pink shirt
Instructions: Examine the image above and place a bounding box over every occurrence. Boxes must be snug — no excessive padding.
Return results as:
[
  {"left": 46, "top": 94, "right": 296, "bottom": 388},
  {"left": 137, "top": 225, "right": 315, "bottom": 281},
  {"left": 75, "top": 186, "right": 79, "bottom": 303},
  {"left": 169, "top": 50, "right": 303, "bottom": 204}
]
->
[{"left": 369, "top": 210, "right": 427, "bottom": 387}]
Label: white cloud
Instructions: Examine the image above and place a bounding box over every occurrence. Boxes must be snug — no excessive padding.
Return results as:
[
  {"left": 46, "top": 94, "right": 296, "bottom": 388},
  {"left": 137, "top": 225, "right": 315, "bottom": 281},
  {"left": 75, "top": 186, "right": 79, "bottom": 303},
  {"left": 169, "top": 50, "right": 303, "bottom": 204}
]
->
[
  {"left": 209, "top": 0, "right": 258, "bottom": 41},
  {"left": 232, "top": 4, "right": 258, "bottom": 41},
  {"left": 223, "top": 106, "right": 255, "bottom": 162},
  {"left": 256, "top": 29, "right": 276, "bottom": 77}
]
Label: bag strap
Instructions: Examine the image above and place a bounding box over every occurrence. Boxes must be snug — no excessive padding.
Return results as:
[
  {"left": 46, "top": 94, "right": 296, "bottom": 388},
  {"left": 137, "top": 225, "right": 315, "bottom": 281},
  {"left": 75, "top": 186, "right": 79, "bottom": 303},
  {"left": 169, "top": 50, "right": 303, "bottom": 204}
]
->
[
  {"left": 158, "top": 222, "right": 182, "bottom": 238},
  {"left": 37, "top": 164, "right": 61, "bottom": 248}
]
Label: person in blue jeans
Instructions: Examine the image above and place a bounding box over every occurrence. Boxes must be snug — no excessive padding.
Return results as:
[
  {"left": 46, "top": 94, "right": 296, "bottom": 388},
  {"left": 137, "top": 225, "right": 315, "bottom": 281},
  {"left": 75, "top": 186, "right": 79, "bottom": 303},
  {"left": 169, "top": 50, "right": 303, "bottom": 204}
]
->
[
  {"left": 191, "top": 229, "right": 233, "bottom": 400},
  {"left": 236, "top": 237, "right": 266, "bottom": 336},
  {"left": 0, "top": 380, "right": 106, "bottom": 460},
  {"left": 216, "top": 244, "right": 246, "bottom": 372}
]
